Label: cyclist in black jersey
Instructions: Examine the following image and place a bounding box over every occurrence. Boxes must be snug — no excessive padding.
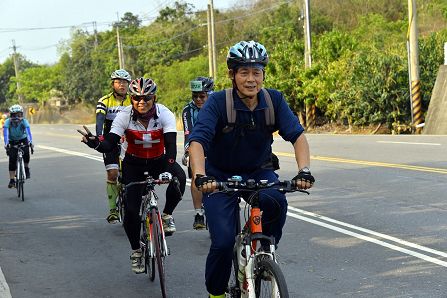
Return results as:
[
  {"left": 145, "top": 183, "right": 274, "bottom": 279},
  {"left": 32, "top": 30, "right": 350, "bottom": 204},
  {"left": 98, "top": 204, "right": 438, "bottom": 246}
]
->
[
  {"left": 181, "top": 77, "right": 214, "bottom": 230},
  {"left": 95, "top": 69, "right": 132, "bottom": 223}
]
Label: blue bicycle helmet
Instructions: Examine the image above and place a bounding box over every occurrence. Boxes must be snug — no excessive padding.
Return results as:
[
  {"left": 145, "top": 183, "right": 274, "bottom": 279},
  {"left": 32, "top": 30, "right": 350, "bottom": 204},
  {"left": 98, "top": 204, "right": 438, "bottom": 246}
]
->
[{"left": 226, "top": 40, "right": 269, "bottom": 70}]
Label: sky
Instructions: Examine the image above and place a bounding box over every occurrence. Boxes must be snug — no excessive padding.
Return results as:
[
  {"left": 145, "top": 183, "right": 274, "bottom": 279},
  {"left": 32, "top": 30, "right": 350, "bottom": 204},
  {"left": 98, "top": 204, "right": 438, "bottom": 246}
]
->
[{"left": 0, "top": 0, "right": 236, "bottom": 65}]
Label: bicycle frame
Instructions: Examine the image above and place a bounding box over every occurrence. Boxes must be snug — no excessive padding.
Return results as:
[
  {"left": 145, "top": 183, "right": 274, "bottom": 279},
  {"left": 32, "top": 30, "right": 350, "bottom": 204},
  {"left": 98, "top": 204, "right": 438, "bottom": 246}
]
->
[
  {"left": 124, "top": 173, "right": 174, "bottom": 298},
  {"left": 219, "top": 178, "right": 307, "bottom": 298},
  {"left": 12, "top": 144, "right": 27, "bottom": 201},
  {"left": 142, "top": 189, "right": 169, "bottom": 259}
]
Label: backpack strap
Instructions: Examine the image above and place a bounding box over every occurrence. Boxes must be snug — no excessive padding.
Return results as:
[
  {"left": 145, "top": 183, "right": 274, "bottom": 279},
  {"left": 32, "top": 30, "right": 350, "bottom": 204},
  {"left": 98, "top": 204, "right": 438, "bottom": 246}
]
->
[
  {"left": 222, "top": 88, "right": 236, "bottom": 133},
  {"left": 222, "top": 88, "right": 275, "bottom": 133},
  {"left": 261, "top": 88, "right": 275, "bottom": 127}
]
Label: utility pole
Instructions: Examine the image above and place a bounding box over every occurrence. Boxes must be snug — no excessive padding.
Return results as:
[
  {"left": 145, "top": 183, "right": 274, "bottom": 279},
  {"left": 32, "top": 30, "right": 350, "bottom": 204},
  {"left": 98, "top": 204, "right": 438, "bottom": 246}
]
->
[
  {"left": 116, "top": 13, "right": 125, "bottom": 69},
  {"left": 303, "top": 0, "right": 315, "bottom": 129},
  {"left": 11, "top": 40, "right": 24, "bottom": 104},
  {"left": 304, "top": 0, "right": 312, "bottom": 68},
  {"left": 209, "top": 0, "right": 217, "bottom": 80},
  {"left": 207, "top": 4, "right": 213, "bottom": 78},
  {"left": 407, "top": 0, "right": 423, "bottom": 134},
  {"left": 93, "top": 21, "right": 98, "bottom": 49}
]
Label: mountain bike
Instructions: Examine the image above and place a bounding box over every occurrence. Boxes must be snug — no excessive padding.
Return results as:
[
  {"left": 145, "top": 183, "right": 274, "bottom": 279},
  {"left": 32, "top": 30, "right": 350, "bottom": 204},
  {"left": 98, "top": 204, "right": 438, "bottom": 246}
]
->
[
  {"left": 13, "top": 144, "right": 27, "bottom": 201},
  {"left": 125, "top": 172, "right": 177, "bottom": 298},
  {"left": 217, "top": 176, "right": 309, "bottom": 298}
]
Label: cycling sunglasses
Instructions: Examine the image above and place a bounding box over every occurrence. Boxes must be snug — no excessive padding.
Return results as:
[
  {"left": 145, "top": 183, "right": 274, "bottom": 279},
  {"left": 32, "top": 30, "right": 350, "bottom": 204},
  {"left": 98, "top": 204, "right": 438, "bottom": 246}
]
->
[{"left": 131, "top": 95, "right": 155, "bottom": 102}]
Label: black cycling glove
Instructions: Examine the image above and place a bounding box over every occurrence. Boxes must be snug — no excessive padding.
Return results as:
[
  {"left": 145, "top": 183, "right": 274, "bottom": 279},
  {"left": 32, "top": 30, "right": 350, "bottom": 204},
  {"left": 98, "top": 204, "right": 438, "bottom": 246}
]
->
[
  {"left": 85, "top": 134, "right": 100, "bottom": 149},
  {"left": 194, "top": 174, "right": 216, "bottom": 188},
  {"left": 293, "top": 170, "right": 315, "bottom": 186}
]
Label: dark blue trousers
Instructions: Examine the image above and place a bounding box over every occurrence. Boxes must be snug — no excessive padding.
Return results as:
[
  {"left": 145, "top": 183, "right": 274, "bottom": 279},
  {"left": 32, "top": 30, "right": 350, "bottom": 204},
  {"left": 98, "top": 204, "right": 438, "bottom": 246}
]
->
[{"left": 203, "top": 169, "right": 288, "bottom": 295}]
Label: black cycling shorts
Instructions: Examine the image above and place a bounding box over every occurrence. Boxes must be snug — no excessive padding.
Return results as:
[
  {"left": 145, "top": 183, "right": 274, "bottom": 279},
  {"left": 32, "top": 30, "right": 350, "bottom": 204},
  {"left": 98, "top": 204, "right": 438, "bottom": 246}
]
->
[{"left": 103, "top": 145, "right": 120, "bottom": 170}]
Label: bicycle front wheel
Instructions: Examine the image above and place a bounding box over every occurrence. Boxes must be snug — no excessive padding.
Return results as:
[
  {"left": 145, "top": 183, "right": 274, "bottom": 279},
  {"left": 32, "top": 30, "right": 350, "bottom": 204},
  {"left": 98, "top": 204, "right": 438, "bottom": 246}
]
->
[
  {"left": 152, "top": 209, "right": 167, "bottom": 298},
  {"left": 141, "top": 210, "right": 155, "bottom": 281},
  {"left": 226, "top": 248, "right": 241, "bottom": 298},
  {"left": 254, "top": 257, "right": 289, "bottom": 298}
]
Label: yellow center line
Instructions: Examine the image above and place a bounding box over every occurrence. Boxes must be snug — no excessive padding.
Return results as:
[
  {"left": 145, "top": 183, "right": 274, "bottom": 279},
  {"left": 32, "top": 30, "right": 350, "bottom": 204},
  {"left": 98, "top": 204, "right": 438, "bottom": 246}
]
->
[
  {"left": 274, "top": 151, "right": 447, "bottom": 174},
  {"left": 36, "top": 131, "right": 447, "bottom": 175}
]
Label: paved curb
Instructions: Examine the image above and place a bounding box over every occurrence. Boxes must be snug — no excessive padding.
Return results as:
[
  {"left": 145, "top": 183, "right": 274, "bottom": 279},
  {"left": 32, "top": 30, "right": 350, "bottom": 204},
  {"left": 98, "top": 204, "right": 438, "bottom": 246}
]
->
[{"left": 0, "top": 267, "right": 12, "bottom": 298}]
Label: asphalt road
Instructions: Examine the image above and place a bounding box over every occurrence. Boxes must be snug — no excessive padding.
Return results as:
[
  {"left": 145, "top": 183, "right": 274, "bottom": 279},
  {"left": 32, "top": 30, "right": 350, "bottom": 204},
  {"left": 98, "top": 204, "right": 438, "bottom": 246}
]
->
[{"left": 1, "top": 124, "right": 447, "bottom": 297}]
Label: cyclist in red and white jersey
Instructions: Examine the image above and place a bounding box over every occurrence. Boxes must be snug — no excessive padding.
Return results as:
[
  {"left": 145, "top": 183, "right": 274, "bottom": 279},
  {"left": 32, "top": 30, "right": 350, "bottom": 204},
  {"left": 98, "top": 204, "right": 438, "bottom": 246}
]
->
[{"left": 79, "top": 77, "right": 186, "bottom": 273}]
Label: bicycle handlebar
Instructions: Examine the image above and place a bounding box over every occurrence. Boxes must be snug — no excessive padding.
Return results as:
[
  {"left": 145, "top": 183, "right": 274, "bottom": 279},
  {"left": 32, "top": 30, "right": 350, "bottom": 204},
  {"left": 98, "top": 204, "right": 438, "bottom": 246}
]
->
[
  {"left": 124, "top": 176, "right": 176, "bottom": 190},
  {"left": 216, "top": 179, "right": 310, "bottom": 195},
  {"left": 11, "top": 144, "right": 27, "bottom": 149}
]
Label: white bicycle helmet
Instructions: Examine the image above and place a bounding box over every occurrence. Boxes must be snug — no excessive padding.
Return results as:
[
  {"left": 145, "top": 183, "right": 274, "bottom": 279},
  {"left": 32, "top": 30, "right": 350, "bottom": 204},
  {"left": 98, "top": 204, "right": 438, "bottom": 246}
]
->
[
  {"left": 9, "top": 104, "right": 23, "bottom": 114},
  {"left": 110, "top": 69, "right": 132, "bottom": 82},
  {"left": 128, "top": 77, "right": 157, "bottom": 96}
]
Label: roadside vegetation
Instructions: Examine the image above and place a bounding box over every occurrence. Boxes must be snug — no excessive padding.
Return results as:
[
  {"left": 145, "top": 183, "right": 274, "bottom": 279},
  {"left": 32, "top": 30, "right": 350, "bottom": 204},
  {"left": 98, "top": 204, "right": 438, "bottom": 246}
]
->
[{"left": 0, "top": 0, "right": 446, "bottom": 132}]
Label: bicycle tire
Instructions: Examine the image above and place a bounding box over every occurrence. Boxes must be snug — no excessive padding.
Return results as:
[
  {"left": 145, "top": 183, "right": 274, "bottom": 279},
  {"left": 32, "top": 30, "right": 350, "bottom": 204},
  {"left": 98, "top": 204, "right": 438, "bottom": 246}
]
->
[
  {"left": 253, "top": 257, "right": 289, "bottom": 298},
  {"left": 226, "top": 248, "right": 241, "bottom": 298},
  {"left": 147, "top": 211, "right": 156, "bottom": 282},
  {"left": 16, "top": 160, "right": 21, "bottom": 198},
  {"left": 117, "top": 187, "right": 125, "bottom": 224},
  {"left": 152, "top": 208, "right": 167, "bottom": 298},
  {"left": 20, "top": 161, "right": 25, "bottom": 201},
  {"left": 20, "top": 180, "right": 24, "bottom": 201}
]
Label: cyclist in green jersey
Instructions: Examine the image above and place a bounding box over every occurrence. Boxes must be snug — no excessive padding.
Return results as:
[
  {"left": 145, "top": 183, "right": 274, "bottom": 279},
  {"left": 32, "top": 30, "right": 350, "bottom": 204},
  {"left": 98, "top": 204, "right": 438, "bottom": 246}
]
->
[{"left": 96, "top": 69, "right": 132, "bottom": 223}]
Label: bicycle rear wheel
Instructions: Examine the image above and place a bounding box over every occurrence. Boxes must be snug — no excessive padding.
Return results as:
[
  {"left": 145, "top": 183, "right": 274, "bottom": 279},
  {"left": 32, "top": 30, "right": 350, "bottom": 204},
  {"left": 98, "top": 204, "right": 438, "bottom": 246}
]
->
[
  {"left": 152, "top": 208, "right": 167, "bottom": 298},
  {"left": 117, "top": 187, "right": 125, "bottom": 224},
  {"left": 254, "top": 257, "right": 289, "bottom": 298},
  {"left": 19, "top": 180, "right": 24, "bottom": 201}
]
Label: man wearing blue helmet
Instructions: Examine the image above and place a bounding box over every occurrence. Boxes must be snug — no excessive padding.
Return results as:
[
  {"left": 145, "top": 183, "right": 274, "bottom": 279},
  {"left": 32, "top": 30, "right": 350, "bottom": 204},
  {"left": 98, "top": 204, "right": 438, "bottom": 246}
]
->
[
  {"left": 181, "top": 76, "right": 214, "bottom": 230},
  {"left": 188, "top": 40, "right": 315, "bottom": 297}
]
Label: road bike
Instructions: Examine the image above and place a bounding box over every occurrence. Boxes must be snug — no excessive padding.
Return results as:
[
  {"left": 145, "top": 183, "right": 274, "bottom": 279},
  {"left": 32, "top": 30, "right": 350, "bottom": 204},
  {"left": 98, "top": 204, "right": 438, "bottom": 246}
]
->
[
  {"left": 217, "top": 176, "right": 308, "bottom": 298},
  {"left": 13, "top": 144, "right": 27, "bottom": 201},
  {"left": 125, "top": 172, "right": 178, "bottom": 298}
]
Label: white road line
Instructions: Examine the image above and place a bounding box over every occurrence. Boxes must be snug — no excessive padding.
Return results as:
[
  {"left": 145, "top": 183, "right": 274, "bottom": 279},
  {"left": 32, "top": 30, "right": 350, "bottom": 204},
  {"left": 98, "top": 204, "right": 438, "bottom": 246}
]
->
[
  {"left": 37, "top": 145, "right": 102, "bottom": 161},
  {"left": 0, "top": 267, "right": 12, "bottom": 298},
  {"left": 288, "top": 206, "right": 447, "bottom": 258},
  {"left": 287, "top": 211, "right": 447, "bottom": 267},
  {"left": 377, "top": 141, "right": 441, "bottom": 146}
]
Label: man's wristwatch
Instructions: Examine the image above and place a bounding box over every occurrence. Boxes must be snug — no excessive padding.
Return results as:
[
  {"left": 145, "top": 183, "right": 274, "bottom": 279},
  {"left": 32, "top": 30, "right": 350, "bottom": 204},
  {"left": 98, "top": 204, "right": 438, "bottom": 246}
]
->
[{"left": 299, "top": 167, "right": 310, "bottom": 173}]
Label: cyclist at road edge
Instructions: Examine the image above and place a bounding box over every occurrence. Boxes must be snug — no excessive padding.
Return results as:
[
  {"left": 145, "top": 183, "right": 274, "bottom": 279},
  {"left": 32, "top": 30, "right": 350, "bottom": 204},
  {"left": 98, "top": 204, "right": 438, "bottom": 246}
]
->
[{"left": 3, "top": 104, "right": 34, "bottom": 188}]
